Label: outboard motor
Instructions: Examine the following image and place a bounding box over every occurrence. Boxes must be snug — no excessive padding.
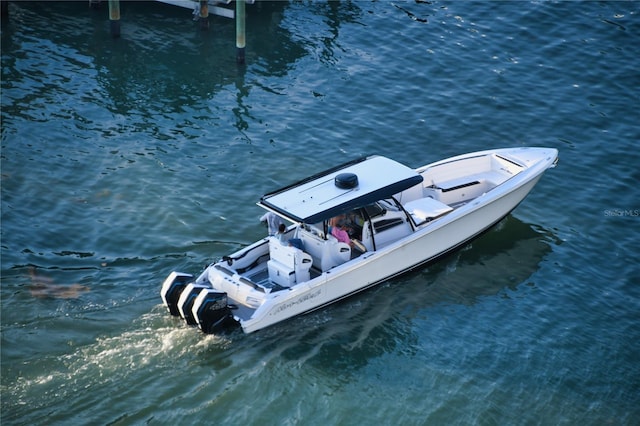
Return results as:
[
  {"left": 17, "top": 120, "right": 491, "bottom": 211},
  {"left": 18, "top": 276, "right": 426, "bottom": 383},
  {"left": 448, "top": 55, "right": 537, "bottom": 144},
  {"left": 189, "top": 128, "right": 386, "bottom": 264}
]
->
[
  {"left": 177, "top": 283, "right": 210, "bottom": 326},
  {"left": 191, "top": 289, "right": 237, "bottom": 334},
  {"left": 160, "top": 272, "right": 194, "bottom": 316}
]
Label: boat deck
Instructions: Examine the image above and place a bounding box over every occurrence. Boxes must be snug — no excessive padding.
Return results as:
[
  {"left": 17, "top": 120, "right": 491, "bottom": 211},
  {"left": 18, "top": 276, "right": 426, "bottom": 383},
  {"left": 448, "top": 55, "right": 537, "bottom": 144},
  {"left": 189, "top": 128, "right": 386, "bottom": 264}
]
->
[
  {"left": 246, "top": 264, "right": 322, "bottom": 287},
  {"left": 232, "top": 264, "right": 325, "bottom": 322}
]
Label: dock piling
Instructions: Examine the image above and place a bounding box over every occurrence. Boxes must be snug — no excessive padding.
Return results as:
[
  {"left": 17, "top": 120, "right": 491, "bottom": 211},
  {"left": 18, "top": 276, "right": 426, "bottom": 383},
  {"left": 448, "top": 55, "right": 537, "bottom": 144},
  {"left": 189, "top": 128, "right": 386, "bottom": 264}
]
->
[
  {"left": 108, "top": 0, "right": 120, "bottom": 37},
  {"left": 236, "top": 0, "right": 246, "bottom": 64},
  {"left": 199, "top": 0, "right": 209, "bottom": 30}
]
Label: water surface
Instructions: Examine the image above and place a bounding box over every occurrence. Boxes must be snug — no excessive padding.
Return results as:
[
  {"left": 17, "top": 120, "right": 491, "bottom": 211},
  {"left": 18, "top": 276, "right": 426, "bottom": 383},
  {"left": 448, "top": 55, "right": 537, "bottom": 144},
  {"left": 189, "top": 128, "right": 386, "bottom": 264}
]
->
[{"left": 2, "top": 1, "right": 639, "bottom": 424}]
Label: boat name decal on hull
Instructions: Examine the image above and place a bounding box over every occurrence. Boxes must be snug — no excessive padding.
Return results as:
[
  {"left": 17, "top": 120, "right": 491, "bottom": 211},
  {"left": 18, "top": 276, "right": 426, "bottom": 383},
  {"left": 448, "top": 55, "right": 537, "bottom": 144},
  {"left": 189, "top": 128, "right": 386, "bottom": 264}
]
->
[{"left": 270, "top": 288, "right": 322, "bottom": 316}]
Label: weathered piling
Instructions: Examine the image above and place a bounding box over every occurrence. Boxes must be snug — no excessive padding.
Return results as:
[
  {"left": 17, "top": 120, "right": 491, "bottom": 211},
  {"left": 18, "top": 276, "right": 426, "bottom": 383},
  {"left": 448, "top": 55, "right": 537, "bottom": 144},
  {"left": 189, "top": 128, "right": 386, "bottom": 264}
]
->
[
  {"left": 236, "top": 0, "right": 246, "bottom": 64},
  {"left": 199, "top": 0, "right": 209, "bottom": 30},
  {"left": 108, "top": 0, "right": 120, "bottom": 38}
]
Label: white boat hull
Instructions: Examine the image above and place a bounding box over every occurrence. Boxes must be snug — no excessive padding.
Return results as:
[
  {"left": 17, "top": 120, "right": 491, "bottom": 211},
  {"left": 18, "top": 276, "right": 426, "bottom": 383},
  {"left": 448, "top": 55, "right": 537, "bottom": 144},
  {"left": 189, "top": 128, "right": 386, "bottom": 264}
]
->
[{"left": 161, "top": 147, "right": 558, "bottom": 334}]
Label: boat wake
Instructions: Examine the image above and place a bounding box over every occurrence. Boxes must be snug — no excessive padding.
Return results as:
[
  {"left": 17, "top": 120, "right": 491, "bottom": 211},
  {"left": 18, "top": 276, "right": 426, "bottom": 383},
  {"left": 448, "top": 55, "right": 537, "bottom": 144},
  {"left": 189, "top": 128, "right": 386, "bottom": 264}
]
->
[{"left": 1, "top": 308, "right": 231, "bottom": 423}]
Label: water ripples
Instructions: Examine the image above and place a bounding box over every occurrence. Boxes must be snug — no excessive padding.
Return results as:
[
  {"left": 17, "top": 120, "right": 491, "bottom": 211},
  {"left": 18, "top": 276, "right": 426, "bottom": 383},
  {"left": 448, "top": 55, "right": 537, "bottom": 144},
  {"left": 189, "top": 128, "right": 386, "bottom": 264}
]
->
[{"left": 2, "top": 1, "right": 639, "bottom": 424}]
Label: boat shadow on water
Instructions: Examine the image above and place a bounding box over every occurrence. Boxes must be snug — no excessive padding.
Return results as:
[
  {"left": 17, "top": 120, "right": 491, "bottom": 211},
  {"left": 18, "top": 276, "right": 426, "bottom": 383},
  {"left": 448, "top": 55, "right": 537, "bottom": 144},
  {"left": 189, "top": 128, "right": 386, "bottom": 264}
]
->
[{"left": 247, "top": 214, "right": 558, "bottom": 372}]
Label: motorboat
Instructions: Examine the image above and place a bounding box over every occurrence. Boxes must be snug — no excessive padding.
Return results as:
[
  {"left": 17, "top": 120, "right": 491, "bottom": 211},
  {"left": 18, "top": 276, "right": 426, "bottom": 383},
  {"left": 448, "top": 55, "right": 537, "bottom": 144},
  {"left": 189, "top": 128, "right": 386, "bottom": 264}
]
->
[{"left": 160, "top": 147, "right": 558, "bottom": 334}]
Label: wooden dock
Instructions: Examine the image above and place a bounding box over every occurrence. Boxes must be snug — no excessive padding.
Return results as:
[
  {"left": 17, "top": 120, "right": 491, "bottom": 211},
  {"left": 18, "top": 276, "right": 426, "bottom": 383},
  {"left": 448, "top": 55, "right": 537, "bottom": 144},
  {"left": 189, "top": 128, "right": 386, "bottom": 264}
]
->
[
  {"left": 156, "top": 0, "right": 235, "bottom": 19},
  {"left": 90, "top": 0, "right": 252, "bottom": 64}
]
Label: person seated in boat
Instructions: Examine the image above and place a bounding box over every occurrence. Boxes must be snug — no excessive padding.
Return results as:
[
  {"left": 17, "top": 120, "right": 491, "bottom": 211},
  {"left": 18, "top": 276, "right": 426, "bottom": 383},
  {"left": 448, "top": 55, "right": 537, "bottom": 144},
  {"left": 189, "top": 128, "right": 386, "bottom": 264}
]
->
[
  {"left": 328, "top": 214, "right": 346, "bottom": 235},
  {"left": 275, "top": 223, "right": 287, "bottom": 244},
  {"left": 331, "top": 219, "right": 353, "bottom": 247}
]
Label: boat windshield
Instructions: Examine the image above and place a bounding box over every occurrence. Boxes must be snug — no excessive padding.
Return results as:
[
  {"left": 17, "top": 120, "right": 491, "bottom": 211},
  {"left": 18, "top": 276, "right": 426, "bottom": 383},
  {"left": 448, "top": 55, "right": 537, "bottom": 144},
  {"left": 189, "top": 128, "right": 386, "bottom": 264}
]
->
[{"left": 362, "top": 202, "right": 386, "bottom": 219}]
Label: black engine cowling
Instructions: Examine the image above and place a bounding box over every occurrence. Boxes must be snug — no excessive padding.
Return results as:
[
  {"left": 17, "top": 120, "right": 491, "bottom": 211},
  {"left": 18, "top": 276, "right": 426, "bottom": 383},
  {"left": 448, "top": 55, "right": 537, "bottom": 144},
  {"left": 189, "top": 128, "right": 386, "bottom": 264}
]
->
[
  {"left": 160, "top": 272, "right": 194, "bottom": 316},
  {"left": 192, "top": 289, "right": 238, "bottom": 334},
  {"left": 177, "top": 283, "right": 210, "bottom": 325}
]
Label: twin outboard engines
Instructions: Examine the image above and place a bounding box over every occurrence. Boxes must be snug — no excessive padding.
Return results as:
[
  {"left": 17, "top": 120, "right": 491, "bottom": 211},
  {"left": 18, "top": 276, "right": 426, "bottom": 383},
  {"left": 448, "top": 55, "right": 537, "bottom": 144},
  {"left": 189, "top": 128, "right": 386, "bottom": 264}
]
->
[{"left": 160, "top": 271, "right": 237, "bottom": 333}]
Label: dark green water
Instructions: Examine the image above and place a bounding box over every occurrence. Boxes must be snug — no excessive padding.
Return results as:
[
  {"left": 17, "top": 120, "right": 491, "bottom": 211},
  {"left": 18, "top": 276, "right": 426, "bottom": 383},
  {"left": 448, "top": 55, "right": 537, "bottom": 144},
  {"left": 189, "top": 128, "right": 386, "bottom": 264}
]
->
[{"left": 2, "top": 1, "right": 639, "bottom": 424}]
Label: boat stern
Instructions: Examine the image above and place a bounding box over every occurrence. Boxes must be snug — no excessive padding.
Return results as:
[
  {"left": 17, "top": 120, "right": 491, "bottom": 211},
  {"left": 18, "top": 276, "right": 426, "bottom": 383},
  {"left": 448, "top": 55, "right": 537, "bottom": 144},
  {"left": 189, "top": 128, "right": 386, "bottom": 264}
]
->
[{"left": 160, "top": 269, "right": 240, "bottom": 333}]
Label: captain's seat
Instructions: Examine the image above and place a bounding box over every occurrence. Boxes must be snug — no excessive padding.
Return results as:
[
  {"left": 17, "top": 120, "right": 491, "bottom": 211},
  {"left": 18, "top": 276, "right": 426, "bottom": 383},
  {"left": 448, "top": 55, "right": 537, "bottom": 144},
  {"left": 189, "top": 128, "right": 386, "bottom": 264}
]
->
[{"left": 267, "top": 237, "right": 313, "bottom": 287}]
